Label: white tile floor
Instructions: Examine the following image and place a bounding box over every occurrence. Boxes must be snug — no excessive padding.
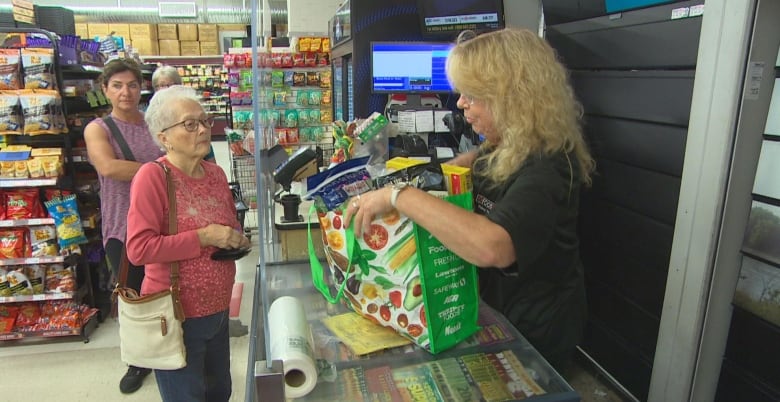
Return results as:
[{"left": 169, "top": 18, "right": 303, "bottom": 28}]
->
[{"left": 0, "top": 142, "right": 262, "bottom": 402}]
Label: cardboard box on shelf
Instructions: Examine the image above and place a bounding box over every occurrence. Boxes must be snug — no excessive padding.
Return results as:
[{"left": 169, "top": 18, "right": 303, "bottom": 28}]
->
[
  {"left": 157, "top": 23, "right": 178, "bottom": 40},
  {"left": 132, "top": 38, "right": 160, "bottom": 56},
  {"left": 87, "top": 23, "right": 110, "bottom": 39},
  {"left": 129, "top": 24, "right": 158, "bottom": 40},
  {"left": 178, "top": 24, "right": 198, "bottom": 41},
  {"left": 108, "top": 23, "right": 131, "bottom": 39},
  {"left": 158, "top": 39, "right": 181, "bottom": 56},
  {"left": 199, "top": 41, "right": 220, "bottom": 55},
  {"left": 180, "top": 41, "right": 200, "bottom": 56},
  {"left": 75, "top": 23, "right": 88, "bottom": 38},
  {"left": 198, "top": 24, "right": 218, "bottom": 42}
]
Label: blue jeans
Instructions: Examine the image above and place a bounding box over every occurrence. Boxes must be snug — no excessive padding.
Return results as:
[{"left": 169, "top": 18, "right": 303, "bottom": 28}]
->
[{"left": 155, "top": 310, "right": 232, "bottom": 402}]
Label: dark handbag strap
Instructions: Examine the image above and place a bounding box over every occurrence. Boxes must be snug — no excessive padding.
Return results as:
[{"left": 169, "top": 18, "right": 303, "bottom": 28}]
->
[
  {"left": 116, "top": 161, "right": 185, "bottom": 321},
  {"left": 102, "top": 115, "right": 136, "bottom": 161}
]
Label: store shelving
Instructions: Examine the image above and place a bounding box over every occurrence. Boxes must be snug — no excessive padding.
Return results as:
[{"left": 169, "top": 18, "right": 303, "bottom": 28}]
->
[{"left": 0, "top": 27, "right": 99, "bottom": 343}]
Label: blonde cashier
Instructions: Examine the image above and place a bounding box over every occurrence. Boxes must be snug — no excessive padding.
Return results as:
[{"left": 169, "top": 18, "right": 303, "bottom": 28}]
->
[{"left": 344, "top": 28, "right": 594, "bottom": 372}]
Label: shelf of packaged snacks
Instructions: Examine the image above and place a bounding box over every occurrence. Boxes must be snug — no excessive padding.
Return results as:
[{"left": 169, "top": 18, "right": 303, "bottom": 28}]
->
[
  {"left": 0, "top": 178, "right": 58, "bottom": 188},
  {"left": 0, "top": 314, "right": 98, "bottom": 342},
  {"left": 0, "top": 255, "right": 65, "bottom": 267},
  {"left": 0, "top": 291, "right": 75, "bottom": 304},
  {"left": 0, "top": 218, "right": 55, "bottom": 227}
]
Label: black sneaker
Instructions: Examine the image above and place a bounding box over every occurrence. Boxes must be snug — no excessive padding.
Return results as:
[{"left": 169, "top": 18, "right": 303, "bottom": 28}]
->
[{"left": 119, "top": 366, "right": 152, "bottom": 394}]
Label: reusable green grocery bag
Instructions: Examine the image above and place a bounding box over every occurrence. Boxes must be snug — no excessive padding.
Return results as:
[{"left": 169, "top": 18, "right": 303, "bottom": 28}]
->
[{"left": 308, "top": 192, "right": 480, "bottom": 354}]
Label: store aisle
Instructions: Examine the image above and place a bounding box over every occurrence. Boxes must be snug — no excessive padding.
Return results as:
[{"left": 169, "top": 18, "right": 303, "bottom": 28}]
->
[{"left": 0, "top": 141, "right": 259, "bottom": 402}]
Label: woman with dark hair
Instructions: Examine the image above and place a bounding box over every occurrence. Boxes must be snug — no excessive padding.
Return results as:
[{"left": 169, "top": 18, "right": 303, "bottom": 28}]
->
[
  {"left": 84, "top": 58, "right": 164, "bottom": 394},
  {"left": 345, "top": 28, "right": 595, "bottom": 371}
]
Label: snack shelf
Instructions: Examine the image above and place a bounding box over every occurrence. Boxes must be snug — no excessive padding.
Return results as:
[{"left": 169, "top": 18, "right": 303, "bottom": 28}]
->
[
  {"left": 0, "top": 315, "right": 97, "bottom": 342},
  {"left": 0, "top": 256, "right": 66, "bottom": 266},
  {"left": 0, "top": 291, "right": 75, "bottom": 303},
  {"left": 0, "top": 178, "right": 58, "bottom": 188},
  {"left": 0, "top": 218, "right": 55, "bottom": 227}
]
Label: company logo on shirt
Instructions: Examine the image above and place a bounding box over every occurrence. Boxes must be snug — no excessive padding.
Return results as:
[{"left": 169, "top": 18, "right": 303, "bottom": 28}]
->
[{"left": 475, "top": 193, "right": 494, "bottom": 215}]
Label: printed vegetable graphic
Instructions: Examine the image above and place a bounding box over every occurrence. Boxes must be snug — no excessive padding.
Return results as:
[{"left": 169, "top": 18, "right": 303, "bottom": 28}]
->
[
  {"left": 403, "top": 276, "right": 423, "bottom": 310},
  {"left": 385, "top": 231, "right": 416, "bottom": 272},
  {"left": 389, "top": 290, "right": 402, "bottom": 308},
  {"left": 363, "top": 224, "right": 389, "bottom": 250}
]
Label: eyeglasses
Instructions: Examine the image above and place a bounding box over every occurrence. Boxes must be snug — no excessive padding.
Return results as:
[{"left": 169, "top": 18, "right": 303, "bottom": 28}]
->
[
  {"left": 459, "top": 93, "right": 477, "bottom": 106},
  {"left": 162, "top": 117, "right": 215, "bottom": 132}
]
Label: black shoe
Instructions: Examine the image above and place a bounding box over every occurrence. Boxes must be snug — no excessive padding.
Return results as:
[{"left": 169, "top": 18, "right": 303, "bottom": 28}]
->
[{"left": 120, "top": 366, "right": 152, "bottom": 394}]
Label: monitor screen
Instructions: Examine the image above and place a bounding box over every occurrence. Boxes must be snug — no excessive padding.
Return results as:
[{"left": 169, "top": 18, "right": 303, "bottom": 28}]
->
[
  {"left": 417, "top": 0, "right": 504, "bottom": 37},
  {"left": 370, "top": 42, "right": 454, "bottom": 94}
]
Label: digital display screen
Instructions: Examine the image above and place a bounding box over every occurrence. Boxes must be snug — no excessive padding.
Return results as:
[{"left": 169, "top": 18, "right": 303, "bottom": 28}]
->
[
  {"left": 370, "top": 42, "right": 454, "bottom": 94},
  {"left": 417, "top": 0, "right": 504, "bottom": 36}
]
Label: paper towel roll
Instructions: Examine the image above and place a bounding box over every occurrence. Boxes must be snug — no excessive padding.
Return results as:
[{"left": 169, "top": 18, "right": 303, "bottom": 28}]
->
[{"left": 267, "top": 296, "right": 318, "bottom": 399}]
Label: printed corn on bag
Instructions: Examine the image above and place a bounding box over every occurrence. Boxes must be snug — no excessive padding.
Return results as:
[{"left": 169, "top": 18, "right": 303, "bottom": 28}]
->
[{"left": 308, "top": 180, "right": 480, "bottom": 354}]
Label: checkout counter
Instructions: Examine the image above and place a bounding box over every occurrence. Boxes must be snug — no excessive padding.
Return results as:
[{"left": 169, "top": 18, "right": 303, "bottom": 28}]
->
[
  {"left": 255, "top": 145, "right": 579, "bottom": 401},
  {"left": 247, "top": 259, "right": 580, "bottom": 401}
]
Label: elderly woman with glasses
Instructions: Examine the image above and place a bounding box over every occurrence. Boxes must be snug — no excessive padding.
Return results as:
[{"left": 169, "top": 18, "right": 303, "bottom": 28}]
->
[
  {"left": 152, "top": 65, "right": 217, "bottom": 162},
  {"left": 344, "top": 28, "right": 595, "bottom": 373},
  {"left": 126, "top": 85, "right": 250, "bottom": 402}
]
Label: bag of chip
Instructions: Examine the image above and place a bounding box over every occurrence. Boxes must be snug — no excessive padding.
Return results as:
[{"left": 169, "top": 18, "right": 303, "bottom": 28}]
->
[
  {"left": 6, "top": 188, "right": 45, "bottom": 220},
  {"left": 0, "top": 91, "right": 23, "bottom": 135},
  {"left": 0, "top": 228, "right": 26, "bottom": 258},
  {"left": 45, "top": 264, "right": 75, "bottom": 293},
  {"left": 0, "top": 304, "right": 19, "bottom": 333},
  {"left": 26, "top": 264, "right": 45, "bottom": 294},
  {"left": 0, "top": 49, "right": 22, "bottom": 90},
  {"left": 45, "top": 194, "right": 88, "bottom": 248},
  {"left": 8, "top": 267, "right": 33, "bottom": 296},
  {"left": 22, "top": 48, "right": 57, "bottom": 90},
  {"left": 29, "top": 225, "right": 58, "bottom": 257}
]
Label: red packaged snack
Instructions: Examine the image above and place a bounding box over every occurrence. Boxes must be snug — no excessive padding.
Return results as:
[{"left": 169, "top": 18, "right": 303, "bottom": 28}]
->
[
  {"left": 0, "top": 227, "right": 26, "bottom": 258},
  {"left": 6, "top": 188, "right": 44, "bottom": 219},
  {"left": 304, "top": 52, "right": 317, "bottom": 67},
  {"left": 292, "top": 53, "right": 305, "bottom": 67},
  {"left": 15, "top": 302, "right": 40, "bottom": 328},
  {"left": 223, "top": 53, "right": 235, "bottom": 68},
  {"left": 0, "top": 305, "right": 19, "bottom": 333},
  {"left": 281, "top": 53, "right": 293, "bottom": 68},
  {"left": 43, "top": 188, "right": 72, "bottom": 202},
  {"left": 286, "top": 128, "right": 299, "bottom": 144}
]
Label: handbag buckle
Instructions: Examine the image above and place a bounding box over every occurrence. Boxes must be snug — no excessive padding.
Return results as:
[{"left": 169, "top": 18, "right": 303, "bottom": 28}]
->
[{"left": 161, "top": 316, "right": 168, "bottom": 336}]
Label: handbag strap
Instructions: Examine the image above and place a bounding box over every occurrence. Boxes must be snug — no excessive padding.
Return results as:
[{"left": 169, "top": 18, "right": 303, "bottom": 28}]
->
[
  {"left": 154, "top": 161, "right": 185, "bottom": 321},
  {"left": 102, "top": 115, "right": 136, "bottom": 161},
  {"left": 116, "top": 161, "right": 184, "bottom": 321}
]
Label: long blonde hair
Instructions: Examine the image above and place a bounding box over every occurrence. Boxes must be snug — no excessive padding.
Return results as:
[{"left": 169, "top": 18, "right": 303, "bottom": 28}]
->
[{"left": 447, "top": 28, "right": 594, "bottom": 187}]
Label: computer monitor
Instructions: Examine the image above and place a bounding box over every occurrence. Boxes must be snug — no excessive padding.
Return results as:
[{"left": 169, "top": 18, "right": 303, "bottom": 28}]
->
[{"left": 370, "top": 41, "right": 454, "bottom": 108}]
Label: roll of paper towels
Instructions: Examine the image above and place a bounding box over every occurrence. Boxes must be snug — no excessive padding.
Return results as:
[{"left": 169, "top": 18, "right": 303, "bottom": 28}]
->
[{"left": 267, "top": 296, "right": 318, "bottom": 399}]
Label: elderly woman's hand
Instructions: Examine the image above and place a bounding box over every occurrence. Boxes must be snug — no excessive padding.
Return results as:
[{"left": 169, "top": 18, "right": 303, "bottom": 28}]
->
[
  {"left": 197, "top": 224, "right": 250, "bottom": 249},
  {"left": 343, "top": 187, "right": 394, "bottom": 237}
]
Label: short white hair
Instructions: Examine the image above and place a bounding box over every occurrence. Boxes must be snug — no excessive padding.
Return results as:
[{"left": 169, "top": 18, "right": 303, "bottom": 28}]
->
[
  {"left": 144, "top": 85, "right": 202, "bottom": 148},
  {"left": 151, "top": 65, "right": 182, "bottom": 90}
]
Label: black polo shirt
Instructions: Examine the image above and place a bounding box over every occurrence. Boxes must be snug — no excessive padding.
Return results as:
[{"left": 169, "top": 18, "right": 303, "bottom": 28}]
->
[{"left": 473, "top": 149, "right": 587, "bottom": 370}]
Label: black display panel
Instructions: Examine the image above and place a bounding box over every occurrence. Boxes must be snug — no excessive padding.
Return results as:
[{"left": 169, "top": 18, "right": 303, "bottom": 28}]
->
[
  {"left": 370, "top": 41, "right": 454, "bottom": 94},
  {"left": 417, "top": 0, "right": 504, "bottom": 37}
]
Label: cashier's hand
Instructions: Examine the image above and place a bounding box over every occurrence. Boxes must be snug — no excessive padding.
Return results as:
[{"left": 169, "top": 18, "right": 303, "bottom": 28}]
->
[
  {"left": 343, "top": 187, "right": 394, "bottom": 237},
  {"left": 197, "top": 224, "right": 250, "bottom": 249}
]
